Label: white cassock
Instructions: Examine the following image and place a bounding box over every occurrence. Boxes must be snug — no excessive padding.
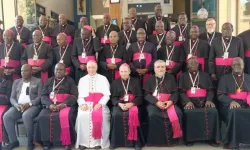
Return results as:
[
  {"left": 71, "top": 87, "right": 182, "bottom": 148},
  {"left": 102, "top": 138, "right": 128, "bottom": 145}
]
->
[{"left": 75, "top": 73, "right": 110, "bottom": 149}]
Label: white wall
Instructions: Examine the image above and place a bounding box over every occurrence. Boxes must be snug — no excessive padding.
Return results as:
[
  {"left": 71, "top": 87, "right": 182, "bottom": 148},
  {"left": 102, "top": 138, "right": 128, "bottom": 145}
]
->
[{"left": 36, "top": 0, "right": 74, "bottom": 21}]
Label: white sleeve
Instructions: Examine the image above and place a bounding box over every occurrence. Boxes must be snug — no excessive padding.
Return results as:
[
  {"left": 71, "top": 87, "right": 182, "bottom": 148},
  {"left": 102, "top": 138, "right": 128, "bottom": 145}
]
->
[
  {"left": 77, "top": 78, "right": 86, "bottom": 106},
  {"left": 98, "top": 77, "right": 111, "bottom": 106}
]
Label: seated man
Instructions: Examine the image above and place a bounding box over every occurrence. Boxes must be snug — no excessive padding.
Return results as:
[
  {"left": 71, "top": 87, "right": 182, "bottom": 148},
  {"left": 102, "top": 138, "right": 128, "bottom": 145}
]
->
[
  {"left": 144, "top": 60, "right": 183, "bottom": 146},
  {"left": 218, "top": 57, "right": 250, "bottom": 149},
  {"left": 75, "top": 61, "right": 110, "bottom": 150},
  {"left": 178, "top": 57, "right": 221, "bottom": 147},
  {"left": 110, "top": 63, "right": 143, "bottom": 150},
  {"left": 3, "top": 64, "right": 43, "bottom": 150},
  {"left": 0, "top": 67, "right": 12, "bottom": 149},
  {"left": 35, "top": 63, "right": 78, "bottom": 150}
]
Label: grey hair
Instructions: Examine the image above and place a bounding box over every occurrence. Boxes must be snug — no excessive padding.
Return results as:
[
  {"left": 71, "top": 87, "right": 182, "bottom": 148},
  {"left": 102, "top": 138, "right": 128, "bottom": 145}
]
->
[
  {"left": 154, "top": 60, "right": 165, "bottom": 66},
  {"left": 155, "top": 21, "right": 164, "bottom": 29}
]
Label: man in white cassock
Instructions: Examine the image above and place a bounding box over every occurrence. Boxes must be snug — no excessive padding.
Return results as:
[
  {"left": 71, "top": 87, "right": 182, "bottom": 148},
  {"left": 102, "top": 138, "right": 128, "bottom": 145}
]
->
[{"left": 75, "top": 60, "right": 110, "bottom": 150}]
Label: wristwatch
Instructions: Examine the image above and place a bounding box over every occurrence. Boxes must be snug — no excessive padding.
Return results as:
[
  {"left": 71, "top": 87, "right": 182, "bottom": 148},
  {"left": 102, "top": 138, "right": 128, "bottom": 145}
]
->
[{"left": 29, "top": 102, "right": 32, "bottom": 106}]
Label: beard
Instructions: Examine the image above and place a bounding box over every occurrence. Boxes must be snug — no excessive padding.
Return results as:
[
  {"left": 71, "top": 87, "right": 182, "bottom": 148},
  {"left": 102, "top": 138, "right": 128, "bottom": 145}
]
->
[
  {"left": 207, "top": 28, "right": 215, "bottom": 33},
  {"left": 155, "top": 72, "right": 165, "bottom": 78}
]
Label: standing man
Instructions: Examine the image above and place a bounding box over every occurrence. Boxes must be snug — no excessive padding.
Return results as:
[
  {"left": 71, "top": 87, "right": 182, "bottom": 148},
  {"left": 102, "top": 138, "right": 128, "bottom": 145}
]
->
[
  {"left": 209, "top": 22, "right": 244, "bottom": 81},
  {"left": 178, "top": 58, "right": 220, "bottom": 147},
  {"left": 52, "top": 14, "right": 75, "bottom": 47},
  {"left": 10, "top": 15, "right": 31, "bottom": 47},
  {"left": 3, "top": 64, "right": 43, "bottom": 150},
  {"left": 0, "top": 30, "right": 24, "bottom": 81},
  {"left": 118, "top": 17, "right": 137, "bottom": 50},
  {"left": 218, "top": 57, "right": 250, "bottom": 149},
  {"left": 199, "top": 18, "right": 221, "bottom": 45},
  {"left": 35, "top": 63, "right": 78, "bottom": 150},
  {"left": 110, "top": 63, "right": 143, "bottom": 150},
  {"left": 95, "top": 13, "right": 120, "bottom": 44},
  {"left": 148, "top": 21, "right": 167, "bottom": 50},
  {"left": 72, "top": 25, "right": 96, "bottom": 84},
  {"left": 31, "top": 15, "right": 53, "bottom": 45},
  {"left": 53, "top": 33, "right": 73, "bottom": 77},
  {"left": 157, "top": 30, "right": 185, "bottom": 77},
  {"left": 74, "top": 17, "right": 89, "bottom": 39},
  {"left": 181, "top": 25, "right": 210, "bottom": 73},
  {"left": 144, "top": 60, "right": 183, "bottom": 146},
  {"left": 147, "top": 5, "right": 170, "bottom": 35},
  {"left": 172, "top": 12, "right": 190, "bottom": 45},
  {"left": 128, "top": 28, "right": 157, "bottom": 85},
  {"left": 75, "top": 61, "right": 110, "bottom": 150},
  {"left": 21, "top": 30, "right": 53, "bottom": 84},
  {"left": 98, "top": 31, "right": 128, "bottom": 83}
]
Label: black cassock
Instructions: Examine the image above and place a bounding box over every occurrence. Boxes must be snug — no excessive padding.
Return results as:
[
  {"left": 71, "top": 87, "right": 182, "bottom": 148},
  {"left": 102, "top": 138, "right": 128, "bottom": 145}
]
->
[
  {"left": 121, "top": 18, "right": 146, "bottom": 32},
  {"left": 35, "top": 76, "right": 78, "bottom": 146},
  {"left": 209, "top": 36, "right": 244, "bottom": 80},
  {"left": 74, "top": 29, "right": 81, "bottom": 39},
  {"left": 110, "top": 77, "right": 144, "bottom": 148},
  {"left": 21, "top": 42, "right": 53, "bottom": 83},
  {"left": 31, "top": 26, "right": 53, "bottom": 45},
  {"left": 72, "top": 37, "right": 96, "bottom": 84},
  {"left": 199, "top": 32, "right": 221, "bottom": 45},
  {"left": 53, "top": 45, "right": 73, "bottom": 78},
  {"left": 178, "top": 71, "right": 221, "bottom": 143},
  {"left": 0, "top": 78, "right": 12, "bottom": 143},
  {"left": 146, "top": 16, "right": 170, "bottom": 35},
  {"left": 52, "top": 24, "right": 75, "bottom": 47},
  {"left": 118, "top": 30, "right": 137, "bottom": 49},
  {"left": 237, "top": 29, "right": 250, "bottom": 74},
  {"left": 218, "top": 73, "right": 250, "bottom": 148},
  {"left": 144, "top": 74, "right": 183, "bottom": 146},
  {"left": 171, "top": 24, "right": 191, "bottom": 43},
  {"left": 0, "top": 42, "right": 24, "bottom": 81},
  {"left": 181, "top": 39, "right": 210, "bottom": 73},
  {"left": 128, "top": 41, "right": 157, "bottom": 85},
  {"left": 10, "top": 26, "right": 32, "bottom": 46},
  {"left": 99, "top": 44, "right": 128, "bottom": 83},
  {"left": 0, "top": 28, "right": 4, "bottom": 44},
  {"left": 148, "top": 33, "right": 167, "bottom": 50},
  {"left": 95, "top": 24, "right": 120, "bottom": 44},
  {"left": 157, "top": 44, "right": 185, "bottom": 76}
]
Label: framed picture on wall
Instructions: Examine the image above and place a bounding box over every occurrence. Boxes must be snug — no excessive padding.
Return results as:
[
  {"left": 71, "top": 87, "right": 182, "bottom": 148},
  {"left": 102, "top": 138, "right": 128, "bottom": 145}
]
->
[
  {"left": 77, "top": 0, "right": 86, "bottom": 15},
  {"left": 51, "top": 11, "right": 59, "bottom": 22},
  {"left": 110, "top": 0, "right": 120, "bottom": 4}
]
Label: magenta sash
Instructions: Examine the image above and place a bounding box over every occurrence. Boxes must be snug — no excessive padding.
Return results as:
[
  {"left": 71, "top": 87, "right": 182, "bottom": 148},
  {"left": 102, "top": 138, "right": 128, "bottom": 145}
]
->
[
  {"left": 42, "top": 36, "right": 52, "bottom": 45},
  {"left": 166, "top": 61, "right": 177, "bottom": 69},
  {"left": 66, "top": 36, "right": 72, "bottom": 44},
  {"left": 174, "top": 41, "right": 181, "bottom": 46},
  {"left": 186, "top": 56, "right": 205, "bottom": 71},
  {"left": 49, "top": 93, "right": 71, "bottom": 145},
  {"left": 228, "top": 91, "right": 250, "bottom": 106},
  {"left": 152, "top": 30, "right": 166, "bottom": 35},
  {"left": 215, "top": 58, "right": 233, "bottom": 66},
  {"left": 78, "top": 55, "right": 96, "bottom": 64},
  {"left": 65, "top": 67, "right": 71, "bottom": 75},
  {"left": 101, "top": 37, "right": 110, "bottom": 44},
  {"left": 21, "top": 43, "right": 27, "bottom": 48},
  {"left": 0, "top": 59, "right": 21, "bottom": 80},
  {"left": 186, "top": 88, "right": 207, "bottom": 97},
  {"left": 155, "top": 93, "right": 183, "bottom": 138},
  {"left": 28, "top": 59, "right": 48, "bottom": 83},
  {"left": 84, "top": 93, "right": 104, "bottom": 139},
  {"left": 119, "top": 94, "right": 140, "bottom": 140},
  {"left": 0, "top": 97, "right": 7, "bottom": 142},
  {"left": 245, "top": 49, "right": 250, "bottom": 57},
  {"left": 106, "top": 58, "right": 122, "bottom": 79}
]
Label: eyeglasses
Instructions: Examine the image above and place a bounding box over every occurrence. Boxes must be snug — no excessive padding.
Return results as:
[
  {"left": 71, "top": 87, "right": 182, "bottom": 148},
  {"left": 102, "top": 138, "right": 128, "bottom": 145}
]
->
[{"left": 206, "top": 23, "right": 215, "bottom": 26}]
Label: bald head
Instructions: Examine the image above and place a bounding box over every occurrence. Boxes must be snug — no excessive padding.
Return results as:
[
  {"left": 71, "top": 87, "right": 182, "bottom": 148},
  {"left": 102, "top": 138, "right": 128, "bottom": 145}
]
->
[
  {"left": 57, "top": 33, "right": 67, "bottom": 46},
  {"left": 15, "top": 15, "right": 24, "bottom": 27},
  {"left": 59, "top": 14, "right": 67, "bottom": 25},
  {"left": 55, "top": 63, "right": 66, "bottom": 79},
  {"left": 3, "top": 30, "right": 14, "bottom": 44},
  {"left": 32, "top": 30, "right": 43, "bottom": 43},
  {"left": 39, "top": 15, "right": 47, "bottom": 27},
  {"left": 190, "top": 25, "right": 199, "bottom": 39},
  {"left": 128, "top": 7, "right": 137, "bottom": 18},
  {"left": 103, "top": 13, "right": 111, "bottom": 25},
  {"left": 109, "top": 31, "right": 119, "bottom": 44},
  {"left": 154, "top": 5, "right": 162, "bottom": 17}
]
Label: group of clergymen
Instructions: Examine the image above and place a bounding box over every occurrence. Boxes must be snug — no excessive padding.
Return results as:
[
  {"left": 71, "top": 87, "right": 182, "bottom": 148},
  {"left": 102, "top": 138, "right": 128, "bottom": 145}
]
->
[{"left": 0, "top": 4, "right": 250, "bottom": 150}]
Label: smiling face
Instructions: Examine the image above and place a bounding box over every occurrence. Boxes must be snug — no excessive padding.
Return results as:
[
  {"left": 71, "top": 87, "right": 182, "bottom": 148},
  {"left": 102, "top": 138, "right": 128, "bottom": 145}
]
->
[
  {"left": 21, "top": 64, "right": 32, "bottom": 80},
  {"left": 154, "top": 5, "right": 162, "bottom": 17},
  {"left": 178, "top": 13, "right": 188, "bottom": 25},
  {"left": 123, "top": 18, "right": 132, "bottom": 31},
  {"left": 187, "top": 58, "right": 199, "bottom": 72},
  {"left": 32, "top": 30, "right": 43, "bottom": 43},
  {"left": 128, "top": 7, "right": 137, "bottom": 19},
  {"left": 55, "top": 63, "right": 66, "bottom": 79},
  {"left": 190, "top": 26, "right": 199, "bottom": 39},
  {"left": 232, "top": 58, "right": 244, "bottom": 73},
  {"left": 155, "top": 21, "right": 164, "bottom": 34}
]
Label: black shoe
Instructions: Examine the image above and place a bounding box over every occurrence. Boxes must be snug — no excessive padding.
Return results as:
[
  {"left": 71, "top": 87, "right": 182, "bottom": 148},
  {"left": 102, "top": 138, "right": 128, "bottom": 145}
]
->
[
  {"left": 207, "top": 141, "right": 219, "bottom": 147},
  {"left": 43, "top": 146, "right": 49, "bottom": 150},
  {"left": 186, "top": 142, "right": 194, "bottom": 146},
  {"left": 3, "top": 141, "right": 19, "bottom": 150},
  {"left": 79, "top": 145, "right": 87, "bottom": 150},
  {"left": 94, "top": 146, "right": 101, "bottom": 149}
]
